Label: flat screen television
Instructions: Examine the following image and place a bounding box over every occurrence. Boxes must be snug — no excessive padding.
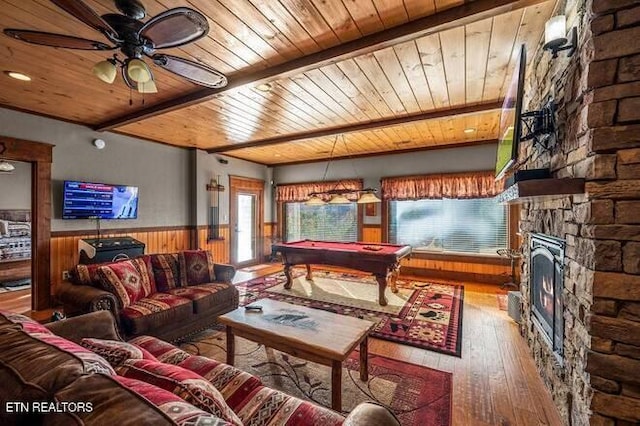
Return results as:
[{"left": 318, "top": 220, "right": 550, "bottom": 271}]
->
[
  {"left": 495, "top": 44, "right": 527, "bottom": 180},
  {"left": 62, "top": 180, "right": 139, "bottom": 219}
]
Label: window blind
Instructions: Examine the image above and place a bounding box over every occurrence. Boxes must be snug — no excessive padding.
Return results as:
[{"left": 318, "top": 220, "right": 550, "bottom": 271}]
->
[
  {"left": 389, "top": 197, "right": 507, "bottom": 254},
  {"left": 285, "top": 203, "right": 358, "bottom": 242}
]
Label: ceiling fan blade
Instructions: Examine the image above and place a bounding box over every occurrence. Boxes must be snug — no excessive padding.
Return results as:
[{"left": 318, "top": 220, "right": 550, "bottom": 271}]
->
[
  {"left": 139, "top": 8, "right": 208, "bottom": 49},
  {"left": 50, "top": 0, "right": 119, "bottom": 41},
  {"left": 3, "top": 29, "right": 114, "bottom": 50},
  {"left": 152, "top": 54, "right": 227, "bottom": 88}
]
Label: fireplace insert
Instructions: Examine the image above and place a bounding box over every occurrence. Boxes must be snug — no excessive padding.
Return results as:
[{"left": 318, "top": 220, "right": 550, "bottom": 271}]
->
[{"left": 530, "top": 233, "right": 564, "bottom": 359}]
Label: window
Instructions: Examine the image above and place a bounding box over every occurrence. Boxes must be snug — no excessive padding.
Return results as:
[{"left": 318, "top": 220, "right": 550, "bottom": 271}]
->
[
  {"left": 285, "top": 202, "right": 357, "bottom": 242},
  {"left": 388, "top": 197, "right": 507, "bottom": 255}
]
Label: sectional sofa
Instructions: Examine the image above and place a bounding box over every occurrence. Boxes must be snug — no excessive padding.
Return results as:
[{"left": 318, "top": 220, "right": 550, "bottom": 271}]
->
[{"left": 0, "top": 310, "right": 400, "bottom": 426}]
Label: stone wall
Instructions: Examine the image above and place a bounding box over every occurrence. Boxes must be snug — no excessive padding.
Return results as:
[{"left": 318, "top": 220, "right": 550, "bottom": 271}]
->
[
  {"left": 517, "top": 0, "right": 640, "bottom": 424},
  {"left": 583, "top": 0, "right": 640, "bottom": 424},
  {"left": 518, "top": 0, "right": 593, "bottom": 424}
]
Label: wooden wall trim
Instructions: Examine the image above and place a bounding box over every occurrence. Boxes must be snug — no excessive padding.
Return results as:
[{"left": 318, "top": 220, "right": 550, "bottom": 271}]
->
[
  {"left": 410, "top": 251, "right": 510, "bottom": 265},
  {"left": 402, "top": 266, "right": 507, "bottom": 285},
  {"left": 1, "top": 135, "right": 53, "bottom": 310},
  {"left": 51, "top": 225, "right": 196, "bottom": 238}
]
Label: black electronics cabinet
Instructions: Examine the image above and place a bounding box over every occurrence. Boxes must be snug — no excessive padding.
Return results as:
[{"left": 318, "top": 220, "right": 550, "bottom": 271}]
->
[{"left": 78, "top": 237, "right": 145, "bottom": 264}]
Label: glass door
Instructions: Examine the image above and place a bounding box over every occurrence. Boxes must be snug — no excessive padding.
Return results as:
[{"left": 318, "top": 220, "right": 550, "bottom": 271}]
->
[
  {"left": 235, "top": 193, "right": 257, "bottom": 264},
  {"left": 229, "top": 176, "right": 264, "bottom": 267}
]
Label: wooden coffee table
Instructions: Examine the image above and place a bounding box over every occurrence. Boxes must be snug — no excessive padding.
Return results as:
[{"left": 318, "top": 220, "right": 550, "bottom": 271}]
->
[{"left": 217, "top": 298, "right": 375, "bottom": 411}]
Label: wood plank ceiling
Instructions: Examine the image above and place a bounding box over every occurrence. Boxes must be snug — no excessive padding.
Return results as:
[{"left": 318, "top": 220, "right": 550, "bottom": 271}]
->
[{"left": 0, "top": 0, "right": 556, "bottom": 165}]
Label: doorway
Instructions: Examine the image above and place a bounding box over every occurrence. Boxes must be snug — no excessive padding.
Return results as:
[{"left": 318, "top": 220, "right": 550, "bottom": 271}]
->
[
  {"left": 229, "top": 176, "right": 264, "bottom": 267},
  {"left": 0, "top": 161, "right": 32, "bottom": 313},
  {"left": 0, "top": 137, "right": 53, "bottom": 311}
]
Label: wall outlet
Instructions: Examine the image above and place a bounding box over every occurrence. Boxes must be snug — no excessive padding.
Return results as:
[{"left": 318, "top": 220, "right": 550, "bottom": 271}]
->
[{"left": 62, "top": 270, "right": 71, "bottom": 281}]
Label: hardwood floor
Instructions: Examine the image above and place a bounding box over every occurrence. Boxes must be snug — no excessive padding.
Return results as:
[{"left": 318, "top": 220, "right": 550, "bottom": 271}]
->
[{"left": 0, "top": 264, "right": 562, "bottom": 425}]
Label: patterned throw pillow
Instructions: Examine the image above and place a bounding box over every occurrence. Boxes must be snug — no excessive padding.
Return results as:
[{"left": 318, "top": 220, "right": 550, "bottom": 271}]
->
[
  {"left": 70, "top": 261, "right": 111, "bottom": 287},
  {"left": 134, "top": 255, "right": 157, "bottom": 294},
  {"left": 129, "top": 335, "right": 192, "bottom": 364},
  {"left": 113, "top": 376, "right": 233, "bottom": 426},
  {"left": 97, "top": 259, "right": 153, "bottom": 308},
  {"left": 80, "top": 338, "right": 158, "bottom": 368},
  {"left": 30, "top": 333, "right": 116, "bottom": 375},
  {"left": 0, "top": 310, "right": 52, "bottom": 335},
  {"left": 150, "top": 253, "right": 181, "bottom": 292},
  {"left": 116, "top": 359, "right": 242, "bottom": 426},
  {"left": 179, "top": 250, "right": 216, "bottom": 286}
]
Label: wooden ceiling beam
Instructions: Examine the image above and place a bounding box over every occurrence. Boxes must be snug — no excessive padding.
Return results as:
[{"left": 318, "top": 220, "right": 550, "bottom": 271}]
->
[
  {"left": 254, "top": 139, "right": 499, "bottom": 167},
  {"left": 206, "top": 101, "right": 502, "bottom": 153},
  {"left": 94, "top": 0, "right": 545, "bottom": 132}
]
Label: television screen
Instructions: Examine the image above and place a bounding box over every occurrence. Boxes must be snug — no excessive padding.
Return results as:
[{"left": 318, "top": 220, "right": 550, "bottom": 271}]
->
[
  {"left": 63, "top": 181, "right": 139, "bottom": 219},
  {"left": 495, "top": 44, "right": 527, "bottom": 179}
]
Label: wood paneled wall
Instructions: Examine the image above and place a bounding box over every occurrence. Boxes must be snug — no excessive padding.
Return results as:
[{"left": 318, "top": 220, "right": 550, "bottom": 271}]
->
[
  {"left": 51, "top": 222, "right": 276, "bottom": 295},
  {"left": 50, "top": 227, "right": 192, "bottom": 292},
  {"left": 197, "top": 226, "right": 231, "bottom": 264},
  {"left": 362, "top": 225, "right": 382, "bottom": 243}
]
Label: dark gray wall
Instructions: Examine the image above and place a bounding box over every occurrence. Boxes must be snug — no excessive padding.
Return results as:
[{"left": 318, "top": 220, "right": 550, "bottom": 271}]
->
[
  {"left": 0, "top": 108, "right": 191, "bottom": 231},
  {"left": 273, "top": 144, "right": 498, "bottom": 224},
  {"left": 195, "top": 150, "right": 273, "bottom": 226},
  {"left": 0, "top": 160, "right": 31, "bottom": 210}
]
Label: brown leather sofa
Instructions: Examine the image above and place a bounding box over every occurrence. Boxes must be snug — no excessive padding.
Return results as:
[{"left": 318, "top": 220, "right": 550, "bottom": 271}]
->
[
  {"left": 55, "top": 250, "right": 239, "bottom": 342},
  {"left": 0, "top": 310, "right": 401, "bottom": 426}
]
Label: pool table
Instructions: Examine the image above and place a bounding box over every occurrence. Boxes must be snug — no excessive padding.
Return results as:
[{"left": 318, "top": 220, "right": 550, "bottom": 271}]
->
[{"left": 272, "top": 240, "right": 412, "bottom": 306}]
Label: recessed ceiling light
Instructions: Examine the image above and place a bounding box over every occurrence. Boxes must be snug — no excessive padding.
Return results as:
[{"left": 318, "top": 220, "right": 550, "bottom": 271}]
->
[
  {"left": 464, "top": 127, "right": 476, "bottom": 133},
  {"left": 4, "top": 71, "right": 31, "bottom": 81},
  {"left": 256, "top": 82, "right": 273, "bottom": 92}
]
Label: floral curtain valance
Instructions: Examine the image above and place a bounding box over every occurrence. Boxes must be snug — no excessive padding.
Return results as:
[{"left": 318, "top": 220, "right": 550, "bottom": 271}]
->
[
  {"left": 381, "top": 171, "right": 503, "bottom": 201},
  {"left": 276, "top": 179, "right": 363, "bottom": 203}
]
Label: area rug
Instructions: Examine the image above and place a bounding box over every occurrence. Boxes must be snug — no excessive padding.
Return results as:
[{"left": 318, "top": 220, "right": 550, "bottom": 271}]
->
[
  {"left": 182, "top": 329, "right": 452, "bottom": 426},
  {"left": 236, "top": 269, "right": 464, "bottom": 357}
]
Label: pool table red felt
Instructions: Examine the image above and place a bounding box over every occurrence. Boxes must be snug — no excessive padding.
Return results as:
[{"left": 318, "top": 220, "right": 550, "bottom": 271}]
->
[{"left": 273, "top": 240, "right": 412, "bottom": 306}]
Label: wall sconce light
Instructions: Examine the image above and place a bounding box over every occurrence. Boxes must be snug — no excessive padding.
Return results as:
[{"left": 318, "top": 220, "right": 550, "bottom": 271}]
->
[{"left": 544, "top": 15, "right": 577, "bottom": 58}]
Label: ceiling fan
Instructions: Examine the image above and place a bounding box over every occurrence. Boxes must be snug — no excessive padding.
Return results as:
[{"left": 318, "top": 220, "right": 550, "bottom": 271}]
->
[{"left": 3, "top": 0, "right": 227, "bottom": 94}]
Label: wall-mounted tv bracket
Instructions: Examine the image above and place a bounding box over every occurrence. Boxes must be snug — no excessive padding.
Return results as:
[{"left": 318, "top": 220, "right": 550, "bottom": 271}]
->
[{"left": 520, "top": 100, "right": 556, "bottom": 150}]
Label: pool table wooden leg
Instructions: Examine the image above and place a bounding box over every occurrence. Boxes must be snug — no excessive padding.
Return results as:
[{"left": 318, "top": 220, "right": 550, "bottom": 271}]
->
[
  {"left": 375, "top": 275, "right": 389, "bottom": 306},
  {"left": 389, "top": 264, "right": 400, "bottom": 294},
  {"left": 305, "top": 264, "right": 313, "bottom": 281},
  {"left": 283, "top": 264, "right": 293, "bottom": 289}
]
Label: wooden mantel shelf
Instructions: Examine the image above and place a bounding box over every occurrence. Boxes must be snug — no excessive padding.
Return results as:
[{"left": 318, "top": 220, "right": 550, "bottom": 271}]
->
[{"left": 497, "top": 178, "right": 585, "bottom": 204}]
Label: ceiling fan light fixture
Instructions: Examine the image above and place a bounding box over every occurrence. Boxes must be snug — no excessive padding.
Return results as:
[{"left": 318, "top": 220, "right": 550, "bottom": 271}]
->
[
  {"left": 127, "top": 58, "right": 151, "bottom": 83},
  {"left": 92, "top": 60, "right": 117, "bottom": 84},
  {"left": 138, "top": 78, "right": 157, "bottom": 93}
]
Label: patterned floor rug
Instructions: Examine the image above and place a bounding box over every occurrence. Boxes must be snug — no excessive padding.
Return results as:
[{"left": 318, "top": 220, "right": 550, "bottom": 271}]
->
[
  {"left": 182, "top": 329, "right": 453, "bottom": 426},
  {"left": 236, "top": 269, "right": 464, "bottom": 357}
]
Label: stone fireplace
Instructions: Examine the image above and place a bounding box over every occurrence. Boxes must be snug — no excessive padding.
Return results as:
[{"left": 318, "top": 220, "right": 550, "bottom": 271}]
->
[
  {"left": 515, "top": 0, "right": 640, "bottom": 424},
  {"left": 530, "top": 234, "right": 565, "bottom": 360}
]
